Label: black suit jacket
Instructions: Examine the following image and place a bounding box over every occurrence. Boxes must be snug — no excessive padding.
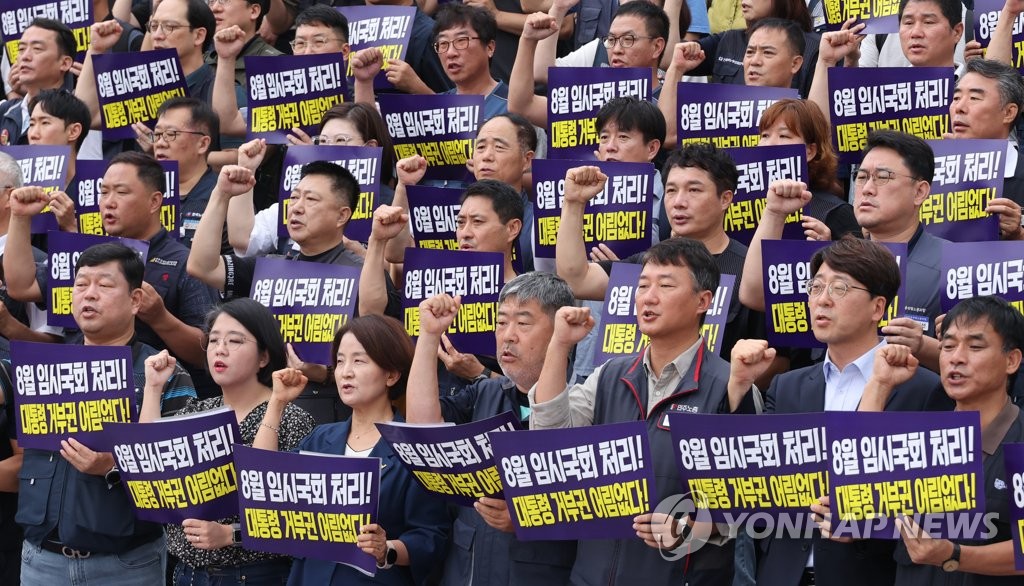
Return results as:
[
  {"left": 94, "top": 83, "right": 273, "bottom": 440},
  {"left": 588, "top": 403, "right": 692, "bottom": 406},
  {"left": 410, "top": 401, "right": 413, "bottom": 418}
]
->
[{"left": 756, "top": 359, "right": 947, "bottom": 586}]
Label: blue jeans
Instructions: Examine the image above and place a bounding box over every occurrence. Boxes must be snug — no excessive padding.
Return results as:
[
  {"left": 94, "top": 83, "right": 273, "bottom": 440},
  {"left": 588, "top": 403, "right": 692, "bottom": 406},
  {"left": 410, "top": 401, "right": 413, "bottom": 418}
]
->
[
  {"left": 173, "top": 559, "right": 292, "bottom": 586},
  {"left": 21, "top": 535, "right": 166, "bottom": 586}
]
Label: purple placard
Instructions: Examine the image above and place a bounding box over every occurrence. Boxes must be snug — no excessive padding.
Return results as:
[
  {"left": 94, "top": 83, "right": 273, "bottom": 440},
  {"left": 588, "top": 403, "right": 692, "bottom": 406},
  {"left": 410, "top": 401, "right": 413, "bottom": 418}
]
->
[
  {"left": 670, "top": 413, "right": 827, "bottom": 522},
  {"left": 1, "top": 144, "right": 70, "bottom": 234},
  {"left": 1, "top": 0, "right": 91, "bottom": 64},
  {"left": 1004, "top": 443, "right": 1024, "bottom": 570},
  {"left": 677, "top": 83, "right": 798, "bottom": 148},
  {"left": 829, "top": 67, "right": 952, "bottom": 165},
  {"left": 376, "top": 411, "right": 518, "bottom": 507},
  {"left": 827, "top": 411, "right": 985, "bottom": 539},
  {"left": 102, "top": 407, "right": 240, "bottom": 523},
  {"left": 920, "top": 139, "right": 1003, "bottom": 242},
  {"left": 407, "top": 185, "right": 462, "bottom": 250},
  {"left": 941, "top": 240, "right": 1024, "bottom": 312},
  {"left": 822, "top": 0, "right": 900, "bottom": 33},
  {"left": 532, "top": 159, "right": 655, "bottom": 260},
  {"left": 402, "top": 248, "right": 503, "bottom": 354},
  {"left": 974, "top": 0, "right": 1024, "bottom": 73},
  {"left": 761, "top": 239, "right": 829, "bottom": 348},
  {"left": 725, "top": 145, "right": 808, "bottom": 246},
  {"left": 92, "top": 49, "right": 189, "bottom": 140},
  {"left": 234, "top": 445, "right": 380, "bottom": 574},
  {"left": 250, "top": 258, "right": 359, "bottom": 365},
  {"left": 72, "top": 160, "right": 106, "bottom": 235},
  {"left": 877, "top": 242, "right": 909, "bottom": 329},
  {"left": 338, "top": 6, "right": 415, "bottom": 91},
  {"left": 47, "top": 231, "right": 150, "bottom": 328},
  {"left": 489, "top": 421, "right": 655, "bottom": 541},
  {"left": 595, "top": 263, "right": 735, "bottom": 364},
  {"left": 12, "top": 341, "right": 134, "bottom": 450},
  {"left": 246, "top": 53, "right": 348, "bottom": 144},
  {"left": 379, "top": 93, "right": 482, "bottom": 182},
  {"left": 277, "top": 145, "right": 383, "bottom": 241},
  {"left": 547, "top": 67, "right": 652, "bottom": 160},
  {"left": 70, "top": 160, "right": 179, "bottom": 238}
]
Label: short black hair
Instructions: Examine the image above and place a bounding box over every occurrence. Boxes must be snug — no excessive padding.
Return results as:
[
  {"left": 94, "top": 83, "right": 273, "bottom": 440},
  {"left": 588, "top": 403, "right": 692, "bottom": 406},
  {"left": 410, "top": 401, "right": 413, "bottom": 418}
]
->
[
  {"left": 294, "top": 4, "right": 349, "bottom": 43},
  {"left": 942, "top": 296, "right": 1024, "bottom": 354},
  {"left": 460, "top": 179, "right": 524, "bottom": 224},
  {"left": 641, "top": 238, "right": 719, "bottom": 292},
  {"left": 596, "top": 97, "right": 666, "bottom": 147},
  {"left": 663, "top": 143, "right": 739, "bottom": 195},
  {"left": 205, "top": 298, "right": 286, "bottom": 387},
  {"left": 300, "top": 161, "right": 360, "bottom": 209},
  {"left": 864, "top": 130, "right": 935, "bottom": 183},
  {"left": 28, "top": 89, "right": 91, "bottom": 152},
  {"left": 157, "top": 96, "right": 220, "bottom": 151},
  {"left": 26, "top": 18, "right": 76, "bottom": 58},
  {"left": 75, "top": 242, "right": 145, "bottom": 290},
  {"left": 613, "top": 1, "right": 670, "bottom": 61},
  {"left": 898, "top": 0, "right": 962, "bottom": 27},
  {"left": 433, "top": 3, "right": 497, "bottom": 45},
  {"left": 748, "top": 17, "right": 806, "bottom": 56},
  {"left": 810, "top": 235, "right": 901, "bottom": 307},
  {"left": 109, "top": 151, "right": 167, "bottom": 194},
  {"left": 245, "top": 0, "right": 272, "bottom": 31},
  {"left": 184, "top": 0, "right": 217, "bottom": 53}
]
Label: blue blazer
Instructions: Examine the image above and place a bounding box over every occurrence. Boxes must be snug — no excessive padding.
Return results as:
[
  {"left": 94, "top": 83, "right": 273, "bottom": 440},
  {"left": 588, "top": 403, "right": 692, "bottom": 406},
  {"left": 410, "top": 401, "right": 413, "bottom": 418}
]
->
[
  {"left": 757, "top": 362, "right": 946, "bottom": 586},
  {"left": 287, "top": 416, "right": 450, "bottom": 586}
]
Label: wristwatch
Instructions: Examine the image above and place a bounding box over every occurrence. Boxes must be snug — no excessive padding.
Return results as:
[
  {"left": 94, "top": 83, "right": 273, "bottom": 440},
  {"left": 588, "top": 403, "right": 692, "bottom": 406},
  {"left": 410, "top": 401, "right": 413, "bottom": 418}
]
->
[
  {"left": 473, "top": 367, "right": 492, "bottom": 383},
  {"left": 231, "top": 523, "right": 243, "bottom": 547},
  {"left": 941, "top": 542, "right": 960, "bottom": 572},
  {"left": 377, "top": 541, "right": 397, "bottom": 570},
  {"left": 104, "top": 465, "right": 122, "bottom": 488}
]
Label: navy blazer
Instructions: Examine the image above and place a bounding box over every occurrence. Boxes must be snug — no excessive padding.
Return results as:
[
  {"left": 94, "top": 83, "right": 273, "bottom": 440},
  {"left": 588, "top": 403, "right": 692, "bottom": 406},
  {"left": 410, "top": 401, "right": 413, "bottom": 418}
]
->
[
  {"left": 287, "top": 416, "right": 450, "bottom": 586},
  {"left": 757, "top": 360, "right": 946, "bottom": 586}
]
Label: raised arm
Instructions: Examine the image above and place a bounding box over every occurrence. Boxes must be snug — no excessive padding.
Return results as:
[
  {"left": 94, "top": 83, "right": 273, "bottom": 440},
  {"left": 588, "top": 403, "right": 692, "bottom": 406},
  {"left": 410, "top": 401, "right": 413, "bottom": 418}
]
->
[
  {"left": 3, "top": 187, "right": 50, "bottom": 302},
  {"left": 210, "top": 26, "right": 249, "bottom": 137},
  {"left": 534, "top": 0, "right": 579, "bottom": 83},
  {"left": 187, "top": 166, "right": 255, "bottom": 290},
  {"left": 406, "top": 294, "right": 462, "bottom": 423},
  {"left": 509, "top": 13, "right": 558, "bottom": 128},
  {"left": 383, "top": 156, "right": 427, "bottom": 264},
  {"left": 533, "top": 305, "right": 593, "bottom": 405},
  {"left": 807, "top": 19, "right": 865, "bottom": 121},
  {"left": 74, "top": 20, "right": 124, "bottom": 130},
  {"left": 984, "top": 0, "right": 1024, "bottom": 64},
  {"left": 140, "top": 350, "right": 178, "bottom": 423},
  {"left": 254, "top": 368, "right": 308, "bottom": 451},
  {"left": 555, "top": 166, "right": 613, "bottom": 300},
  {"left": 659, "top": 42, "right": 706, "bottom": 148},
  {"left": 360, "top": 205, "right": 407, "bottom": 317},
  {"left": 224, "top": 138, "right": 266, "bottom": 253},
  {"left": 739, "top": 179, "right": 811, "bottom": 311}
]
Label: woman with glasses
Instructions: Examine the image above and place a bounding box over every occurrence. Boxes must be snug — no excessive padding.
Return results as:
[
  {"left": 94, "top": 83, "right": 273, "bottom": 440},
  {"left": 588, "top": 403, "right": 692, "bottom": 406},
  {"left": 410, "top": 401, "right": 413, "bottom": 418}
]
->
[
  {"left": 230, "top": 102, "right": 396, "bottom": 257},
  {"left": 254, "top": 315, "right": 449, "bottom": 585},
  {"left": 140, "top": 298, "right": 316, "bottom": 586}
]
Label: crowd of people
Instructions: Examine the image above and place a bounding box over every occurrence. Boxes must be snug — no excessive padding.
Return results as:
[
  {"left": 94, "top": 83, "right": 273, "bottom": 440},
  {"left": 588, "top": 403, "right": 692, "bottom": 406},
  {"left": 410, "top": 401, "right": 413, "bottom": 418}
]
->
[{"left": 0, "top": 0, "right": 1022, "bottom": 584}]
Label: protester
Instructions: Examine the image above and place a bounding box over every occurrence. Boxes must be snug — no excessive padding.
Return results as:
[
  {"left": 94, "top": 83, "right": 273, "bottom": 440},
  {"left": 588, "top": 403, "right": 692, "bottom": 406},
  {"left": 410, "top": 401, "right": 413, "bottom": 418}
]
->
[{"left": 254, "top": 315, "right": 449, "bottom": 585}]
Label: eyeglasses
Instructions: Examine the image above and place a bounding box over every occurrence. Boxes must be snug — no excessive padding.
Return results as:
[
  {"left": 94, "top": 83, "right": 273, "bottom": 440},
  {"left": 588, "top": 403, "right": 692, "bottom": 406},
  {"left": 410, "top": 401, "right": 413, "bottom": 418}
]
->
[
  {"left": 147, "top": 21, "right": 191, "bottom": 34},
  {"left": 602, "top": 34, "right": 654, "bottom": 48},
  {"left": 432, "top": 36, "right": 480, "bottom": 54},
  {"left": 203, "top": 335, "right": 253, "bottom": 352},
  {"left": 853, "top": 169, "right": 920, "bottom": 186},
  {"left": 207, "top": 0, "right": 233, "bottom": 7},
  {"left": 150, "top": 129, "right": 207, "bottom": 143},
  {"left": 805, "top": 279, "right": 872, "bottom": 299},
  {"left": 312, "top": 134, "right": 363, "bottom": 146},
  {"left": 289, "top": 36, "right": 345, "bottom": 51}
]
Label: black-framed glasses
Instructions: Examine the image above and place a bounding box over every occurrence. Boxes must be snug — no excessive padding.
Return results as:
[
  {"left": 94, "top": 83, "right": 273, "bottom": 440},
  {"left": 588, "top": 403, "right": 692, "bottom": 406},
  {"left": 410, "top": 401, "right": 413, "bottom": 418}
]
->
[
  {"left": 433, "top": 36, "right": 480, "bottom": 54},
  {"left": 853, "top": 169, "right": 920, "bottom": 186},
  {"left": 202, "top": 335, "right": 253, "bottom": 352},
  {"left": 602, "top": 34, "right": 654, "bottom": 48},
  {"left": 289, "top": 36, "right": 345, "bottom": 51},
  {"left": 805, "top": 279, "right": 872, "bottom": 299},
  {"left": 150, "top": 129, "right": 207, "bottom": 143},
  {"left": 147, "top": 21, "right": 192, "bottom": 34}
]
